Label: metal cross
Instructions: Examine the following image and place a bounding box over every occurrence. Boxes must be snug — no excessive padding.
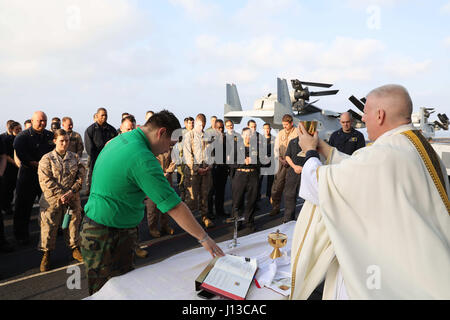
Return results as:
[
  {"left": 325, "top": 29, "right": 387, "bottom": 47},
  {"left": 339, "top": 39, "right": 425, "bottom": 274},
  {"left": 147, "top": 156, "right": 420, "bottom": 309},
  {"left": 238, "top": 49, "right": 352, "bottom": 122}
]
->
[{"left": 226, "top": 216, "right": 245, "bottom": 248}]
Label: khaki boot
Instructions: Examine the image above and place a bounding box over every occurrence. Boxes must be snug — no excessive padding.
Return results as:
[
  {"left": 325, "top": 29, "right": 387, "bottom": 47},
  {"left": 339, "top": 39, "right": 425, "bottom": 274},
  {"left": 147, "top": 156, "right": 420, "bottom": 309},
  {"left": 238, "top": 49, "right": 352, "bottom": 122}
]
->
[
  {"left": 72, "top": 247, "right": 83, "bottom": 262},
  {"left": 161, "top": 224, "right": 174, "bottom": 235},
  {"left": 40, "top": 251, "right": 50, "bottom": 272},
  {"left": 149, "top": 228, "right": 161, "bottom": 238},
  {"left": 202, "top": 217, "right": 215, "bottom": 228},
  {"left": 135, "top": 246, "right": 148, "bottom": 259}
]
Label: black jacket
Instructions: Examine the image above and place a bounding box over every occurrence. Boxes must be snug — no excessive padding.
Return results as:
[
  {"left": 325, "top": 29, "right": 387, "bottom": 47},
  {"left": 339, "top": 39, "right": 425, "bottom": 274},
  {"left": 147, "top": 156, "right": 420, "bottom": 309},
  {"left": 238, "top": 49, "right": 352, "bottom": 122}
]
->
[
  {"left": 0, "top": 132, "right": 14, "bottom": 158},
  {"left": 328, "top": 128, "right": 366, "bottom": 155},
  {"left": 13, "top": 128, "right": 54, "bottom": 169},
  {"left": 84, "top": 122, "right": 117, "bottom": 162}
]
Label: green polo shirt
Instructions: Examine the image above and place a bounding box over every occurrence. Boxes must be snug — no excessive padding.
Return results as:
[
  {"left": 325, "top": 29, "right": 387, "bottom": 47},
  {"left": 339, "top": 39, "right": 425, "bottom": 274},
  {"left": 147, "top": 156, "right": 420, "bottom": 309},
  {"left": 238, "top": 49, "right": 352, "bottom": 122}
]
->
[{"left": 84, "top": 127, "right": 181, "bottom": 228}]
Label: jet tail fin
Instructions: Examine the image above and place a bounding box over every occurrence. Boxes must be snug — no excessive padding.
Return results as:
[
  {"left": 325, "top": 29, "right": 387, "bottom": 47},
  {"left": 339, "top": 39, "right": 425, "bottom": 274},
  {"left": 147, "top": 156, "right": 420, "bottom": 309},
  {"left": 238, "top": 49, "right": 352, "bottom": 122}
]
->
[
  {"left": 274, "top": 78, "right": 294, "bottom": 125},
  {"left": 224, "top": 83, "right": 243, "bottom": 124},
  {"left": 225, "top": 84, "right": 242, "bottom": 112}
]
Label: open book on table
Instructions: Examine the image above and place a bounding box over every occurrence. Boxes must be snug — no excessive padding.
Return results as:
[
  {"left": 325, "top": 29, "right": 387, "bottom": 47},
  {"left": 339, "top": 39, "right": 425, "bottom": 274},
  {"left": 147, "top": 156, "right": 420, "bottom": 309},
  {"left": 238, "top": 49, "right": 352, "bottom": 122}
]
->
[{"left": 195, "top": 254, "right": 257, "bottom": 300}]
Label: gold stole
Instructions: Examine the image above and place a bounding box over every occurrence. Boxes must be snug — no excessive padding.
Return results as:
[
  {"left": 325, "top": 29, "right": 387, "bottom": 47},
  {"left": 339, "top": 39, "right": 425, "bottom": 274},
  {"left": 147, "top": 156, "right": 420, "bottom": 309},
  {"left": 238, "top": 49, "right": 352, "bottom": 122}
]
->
[
  {"left": 401, "top": 130, "right": 450, "bottom": 214},
  {"left": 289, "top": 205, "right": 316, "bottom": 299}
]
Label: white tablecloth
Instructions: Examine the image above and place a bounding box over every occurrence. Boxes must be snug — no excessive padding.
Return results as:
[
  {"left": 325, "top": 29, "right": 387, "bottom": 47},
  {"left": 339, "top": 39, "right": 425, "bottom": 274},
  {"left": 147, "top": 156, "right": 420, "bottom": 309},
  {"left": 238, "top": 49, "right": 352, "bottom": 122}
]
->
[{"left": 86, "top": 221, "right": 296, "bottom": 300}]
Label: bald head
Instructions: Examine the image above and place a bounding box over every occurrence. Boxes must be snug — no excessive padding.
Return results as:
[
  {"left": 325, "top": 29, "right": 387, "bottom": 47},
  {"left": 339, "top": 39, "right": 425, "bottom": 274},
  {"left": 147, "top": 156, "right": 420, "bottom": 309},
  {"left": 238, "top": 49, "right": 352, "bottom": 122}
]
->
[
  {"left": 363, "top": 84, "right": 413, "bottom": 141},
  {"left": 340, "top": 112, "right": 353, "bottom": 133},
  {"left": 340, "top": 112, "right": 352, "bottom": 121},
  {"left": 367, "top": 84, "right": 412, "bottom": 123},
  {"left": 31, "top": 111, "right": 47, "bottom": 133}
]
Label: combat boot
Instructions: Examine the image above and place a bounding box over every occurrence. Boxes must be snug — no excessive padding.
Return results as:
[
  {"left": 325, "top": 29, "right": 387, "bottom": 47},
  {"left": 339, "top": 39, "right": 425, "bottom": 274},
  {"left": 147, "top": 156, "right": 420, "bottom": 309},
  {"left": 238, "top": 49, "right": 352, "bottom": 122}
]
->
[
  {"left": 72, "top": 247, "right": 83, "bottom": 262},
  {"left": 40, "top": 251, "right": 50, "bottom": 272},
  {"left": 161, "top": 224, "right": 174, "bottom": 235},
  {"left": 149, "top": 228, "right": 161, "bottom": 238},
  {"left": 202, "top": 217, "right": 215, "bottom": 228},
  {"left": 135, "top": 246, "right": 148, "bottom": 259}
]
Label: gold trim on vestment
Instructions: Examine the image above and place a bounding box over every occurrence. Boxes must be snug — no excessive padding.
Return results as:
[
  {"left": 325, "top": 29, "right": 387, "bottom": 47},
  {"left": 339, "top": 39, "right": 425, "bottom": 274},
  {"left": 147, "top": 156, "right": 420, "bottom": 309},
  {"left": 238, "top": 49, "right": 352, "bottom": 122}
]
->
[
  {"left": 290, "top": 146, "right": 337, "bottom": 299},
  {"left": 327, "top": 147, "right": 335, "bottom": 165},
  {"left": 401, "top": 130, "right": 450, "bottom": 214},
  {"left": 317, "top": 147, "right": 334, "bottom": 179},
  {"left": 290, "top": 146, "right": 334, "bottom": 299},
  {"left": 290, "top": 205, "right": 316, "bottom": 299}
]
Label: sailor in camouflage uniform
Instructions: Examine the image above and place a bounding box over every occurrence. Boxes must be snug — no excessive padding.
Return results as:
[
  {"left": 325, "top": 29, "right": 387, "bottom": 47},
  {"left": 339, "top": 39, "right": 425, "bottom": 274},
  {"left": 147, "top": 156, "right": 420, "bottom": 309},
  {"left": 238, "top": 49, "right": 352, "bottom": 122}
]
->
[
  {"left": 61, "top": 116, "right": 84, "bottom": 158},
  {"left": 37, "top": 129, "right": 85, "bottom": 272}
]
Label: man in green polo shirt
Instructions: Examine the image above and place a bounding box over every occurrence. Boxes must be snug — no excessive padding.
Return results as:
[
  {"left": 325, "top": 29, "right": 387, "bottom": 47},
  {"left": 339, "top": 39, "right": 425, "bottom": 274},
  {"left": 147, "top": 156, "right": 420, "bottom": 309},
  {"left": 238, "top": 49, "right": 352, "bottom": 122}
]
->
[{"left": 80, "top": 110, "right": 224, "bottom": 295}]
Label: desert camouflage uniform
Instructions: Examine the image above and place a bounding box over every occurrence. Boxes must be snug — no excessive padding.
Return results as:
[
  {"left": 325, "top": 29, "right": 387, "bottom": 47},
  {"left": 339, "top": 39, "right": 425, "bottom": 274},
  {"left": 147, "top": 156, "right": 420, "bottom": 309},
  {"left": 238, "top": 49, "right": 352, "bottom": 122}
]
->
[
  {"left": 67, "top": 130, "right": 84, "bottom": 158},
  {"left": 270, "top": 127, "right": 298, "bottom": 212},
  {"left": 145, "top": 150, "right": 176, "bottom": 234},
  {"left": 173, "top": 137, "right": 186, "bottom": 201},
  {"left": 183, "top": 129, "right": 214, "bottom": 224},
  {"left": 38, "top": 150, "right": 85, "bottom": 252}
]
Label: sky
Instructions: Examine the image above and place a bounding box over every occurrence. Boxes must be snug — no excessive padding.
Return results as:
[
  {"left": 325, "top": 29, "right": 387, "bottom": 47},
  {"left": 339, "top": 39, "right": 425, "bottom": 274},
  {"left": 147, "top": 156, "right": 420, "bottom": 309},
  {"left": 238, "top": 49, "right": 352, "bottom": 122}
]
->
[{"left": 1, "top": 0, "right": 449, "bottom": 136}]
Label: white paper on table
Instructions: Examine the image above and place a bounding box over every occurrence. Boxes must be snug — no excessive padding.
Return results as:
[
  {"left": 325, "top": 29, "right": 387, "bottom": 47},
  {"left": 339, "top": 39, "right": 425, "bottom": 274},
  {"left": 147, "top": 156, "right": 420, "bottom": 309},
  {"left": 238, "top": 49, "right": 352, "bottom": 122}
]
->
[
  {"left": 254, "top": 250, "right": 291, "bottom": 296},
  {"left": 267, "top": 278, "right": 291, "bottom": 296}
]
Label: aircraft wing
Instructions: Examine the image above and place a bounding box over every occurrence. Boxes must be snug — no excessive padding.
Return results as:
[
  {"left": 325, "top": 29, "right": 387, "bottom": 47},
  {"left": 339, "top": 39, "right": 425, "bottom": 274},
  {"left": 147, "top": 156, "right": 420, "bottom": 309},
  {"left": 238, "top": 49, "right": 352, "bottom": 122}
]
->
[
  {"left": 297, "top": 104, "right": 322, "bottom": 115},
  {"left": 224, "top": 110, "right": 274, "bottom": 118}
]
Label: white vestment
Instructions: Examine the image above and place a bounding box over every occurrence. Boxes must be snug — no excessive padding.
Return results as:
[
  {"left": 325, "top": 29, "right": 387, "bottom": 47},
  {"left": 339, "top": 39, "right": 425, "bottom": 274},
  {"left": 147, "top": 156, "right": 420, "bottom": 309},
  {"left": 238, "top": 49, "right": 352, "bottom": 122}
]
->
[{"left": 290, "top": 124, "right": 450, "bottom": 299}]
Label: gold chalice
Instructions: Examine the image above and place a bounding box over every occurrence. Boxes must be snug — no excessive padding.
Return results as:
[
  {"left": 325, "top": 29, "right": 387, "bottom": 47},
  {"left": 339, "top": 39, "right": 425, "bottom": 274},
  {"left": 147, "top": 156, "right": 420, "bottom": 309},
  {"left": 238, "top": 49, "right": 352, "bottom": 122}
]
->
[
  {"left": 268, "top": 229, "right": 288, "bottom": 259},
  {"left": 300, "top": 120, "right": 318, "bottom": 135},
  {"left": 298, "top": 120, "right": 319, "bottom": 157}
]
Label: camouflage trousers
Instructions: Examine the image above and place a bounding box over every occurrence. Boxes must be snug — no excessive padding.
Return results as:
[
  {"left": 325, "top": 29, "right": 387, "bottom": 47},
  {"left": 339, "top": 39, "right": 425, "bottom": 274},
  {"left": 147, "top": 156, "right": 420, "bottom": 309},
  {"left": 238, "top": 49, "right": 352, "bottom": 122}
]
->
[
  {"left": 144, "top": 197, "right": 169, "bottom": 230},
  {"left": 80, "top": 216, "right": 137, "bottom": 295},
  {"left": 177, "top": 165, "right": 186, "bottom": 201},
  {"left": 39, "top": 201, "right": 82, "bottom": 252}
]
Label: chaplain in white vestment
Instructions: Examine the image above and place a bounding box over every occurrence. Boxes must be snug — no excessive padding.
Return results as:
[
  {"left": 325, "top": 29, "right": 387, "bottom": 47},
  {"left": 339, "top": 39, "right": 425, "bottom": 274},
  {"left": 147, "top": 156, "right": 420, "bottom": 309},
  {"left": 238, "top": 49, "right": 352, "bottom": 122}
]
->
[{"left": 290, "top": 84, "right": 450, "bottom": 300}]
